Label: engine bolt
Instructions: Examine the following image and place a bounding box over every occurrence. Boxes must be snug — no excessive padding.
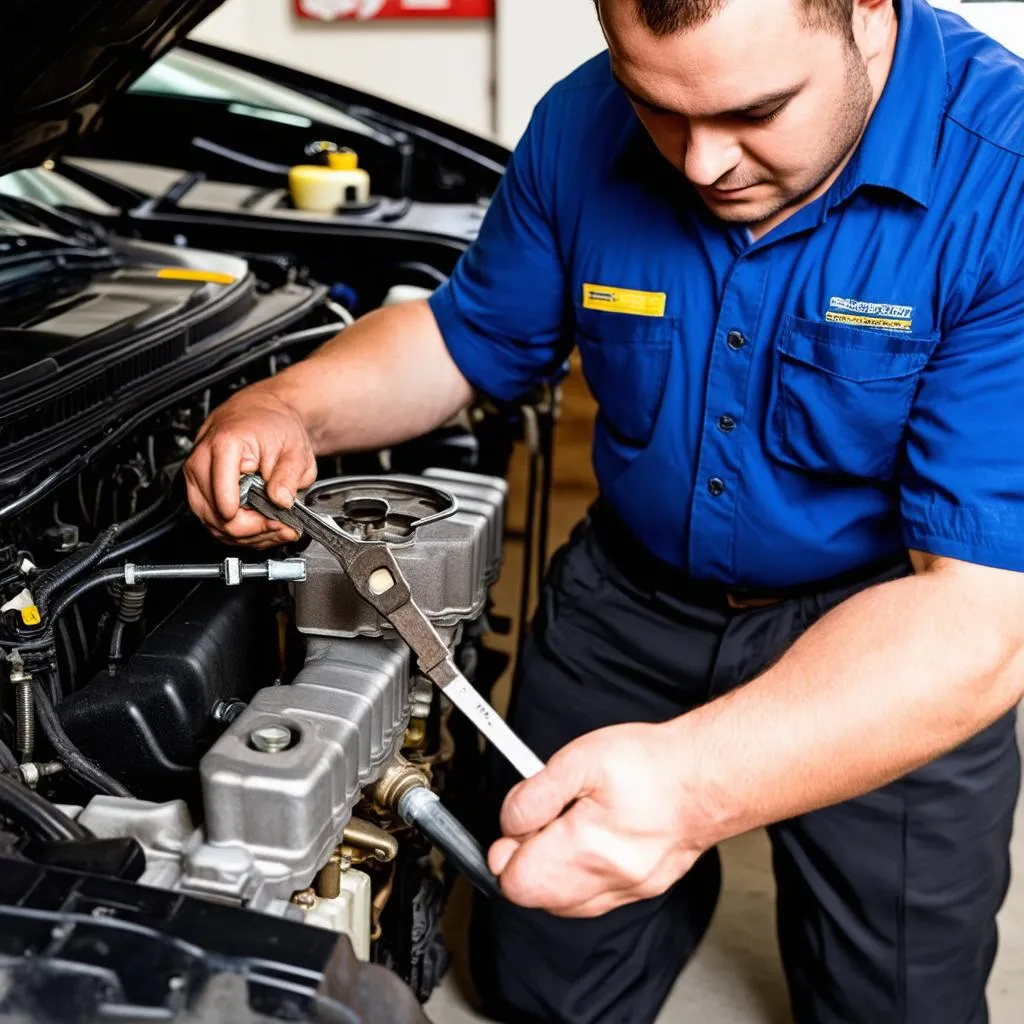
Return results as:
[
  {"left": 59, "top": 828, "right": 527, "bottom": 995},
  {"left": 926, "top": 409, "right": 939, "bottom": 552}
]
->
[
  {"left": 213, "top": 699, "right": 247, "bottom": 726},
  {"left": 290, "top": 888, "right": 316, "bottom": 910},
  {"left": 250, "top": 725, "right": 293, "bottom": 753}
]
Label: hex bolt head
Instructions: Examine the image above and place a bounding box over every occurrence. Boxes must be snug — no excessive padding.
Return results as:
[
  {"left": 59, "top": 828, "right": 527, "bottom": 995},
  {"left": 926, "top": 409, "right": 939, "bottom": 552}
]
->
[{"left": 250, "top": 724, "right": 293, "bottom": 753}]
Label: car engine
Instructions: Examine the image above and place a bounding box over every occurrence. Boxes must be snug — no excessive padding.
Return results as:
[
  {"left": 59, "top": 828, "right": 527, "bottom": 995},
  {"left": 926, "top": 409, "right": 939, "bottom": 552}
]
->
[
  {"left": 0, "top": 6, "right": 562, "bottom": 1016},
  {"left": 0, "top": 192, "right": 538, "bottom": 1021}
]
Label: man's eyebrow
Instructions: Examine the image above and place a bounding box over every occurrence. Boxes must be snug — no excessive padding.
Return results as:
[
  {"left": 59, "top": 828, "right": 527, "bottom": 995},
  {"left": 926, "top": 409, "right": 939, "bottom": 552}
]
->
[{"left": 611, "top": 71, "right": 798, "bottom": 118}]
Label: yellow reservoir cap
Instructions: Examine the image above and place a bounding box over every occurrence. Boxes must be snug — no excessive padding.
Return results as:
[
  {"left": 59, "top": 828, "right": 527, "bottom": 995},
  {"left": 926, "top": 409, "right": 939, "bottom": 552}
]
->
[
  {"left": 20, "top": 606, "right": 40, "bottom": 626},
  {"left": 327, "top": 150, "right": 359, "bottom": 171},
  {"left": 157, "top": 268, "right": 237, "bottom": 285}
]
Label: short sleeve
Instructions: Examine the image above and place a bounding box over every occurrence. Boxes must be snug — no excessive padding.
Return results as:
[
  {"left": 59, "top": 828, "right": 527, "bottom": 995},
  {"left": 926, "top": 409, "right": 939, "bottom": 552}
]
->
[
  {"left": 428, "top": 92, "right": 570, "bottom": 403},
  {"left": 901, "top": 240, "right": 1024, "bottom": 571}
]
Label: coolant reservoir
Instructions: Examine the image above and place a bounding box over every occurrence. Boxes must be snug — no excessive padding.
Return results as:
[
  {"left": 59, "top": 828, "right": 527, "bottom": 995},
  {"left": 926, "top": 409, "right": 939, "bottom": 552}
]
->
[{"left": 289, "top": 148, "right": 371, "bottom": 212}]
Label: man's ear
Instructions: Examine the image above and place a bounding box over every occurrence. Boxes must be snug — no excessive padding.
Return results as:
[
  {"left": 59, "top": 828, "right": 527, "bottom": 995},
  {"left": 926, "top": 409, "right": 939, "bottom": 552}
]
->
[{"left": 851, "top": 0, "right": 896, "bottom": 62}]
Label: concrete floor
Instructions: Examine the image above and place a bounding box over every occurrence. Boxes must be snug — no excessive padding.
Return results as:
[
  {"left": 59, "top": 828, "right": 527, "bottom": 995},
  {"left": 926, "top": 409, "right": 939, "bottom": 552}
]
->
[{"left": 423, "top": 365, "right": 1024, "bottom": 1023}]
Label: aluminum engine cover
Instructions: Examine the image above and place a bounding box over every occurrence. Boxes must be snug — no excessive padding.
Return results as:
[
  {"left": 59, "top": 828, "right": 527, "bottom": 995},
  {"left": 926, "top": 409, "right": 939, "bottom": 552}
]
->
[
  {"left": 184, "top": 470, "right": 505, "bottom": 907},
  {"left": 186, "top": 637, "right": 411, "bottom": 905},
  {"left": 295, "top": 471, "right": 507, "bottom": 640}
]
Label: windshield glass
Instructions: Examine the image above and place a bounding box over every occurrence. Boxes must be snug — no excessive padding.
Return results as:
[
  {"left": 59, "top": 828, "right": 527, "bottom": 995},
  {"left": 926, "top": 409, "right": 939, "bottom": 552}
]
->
[
  {"left": 0, "top": 170, "right": 118, "bottom": 217},
  {"left": 130, "top": 49, "right": 377, "bottom": 138}
]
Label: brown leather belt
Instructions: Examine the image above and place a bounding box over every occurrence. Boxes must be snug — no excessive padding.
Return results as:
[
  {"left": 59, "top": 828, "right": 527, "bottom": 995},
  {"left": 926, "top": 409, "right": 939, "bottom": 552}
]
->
[{"left": 725, "top": 592, "right": 786, "bottom": 610}]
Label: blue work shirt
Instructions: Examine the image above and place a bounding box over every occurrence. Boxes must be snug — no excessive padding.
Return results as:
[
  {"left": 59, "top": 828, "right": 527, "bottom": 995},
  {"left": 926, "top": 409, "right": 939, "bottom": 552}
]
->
[{"left": 429, "top": 0, "right": 1024, "bottom": 588}]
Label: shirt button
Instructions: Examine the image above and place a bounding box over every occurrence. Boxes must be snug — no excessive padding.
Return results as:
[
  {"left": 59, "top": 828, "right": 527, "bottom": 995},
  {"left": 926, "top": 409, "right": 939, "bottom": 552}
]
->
[
  {"left": 717, "top": 414, "right": 737, "bottom": 434},
  {"left": 708, "top": 477, "right": 726, "bottom": 497},
  {"left": 727, "top": 330, "right": 747, "bottom": 351}
]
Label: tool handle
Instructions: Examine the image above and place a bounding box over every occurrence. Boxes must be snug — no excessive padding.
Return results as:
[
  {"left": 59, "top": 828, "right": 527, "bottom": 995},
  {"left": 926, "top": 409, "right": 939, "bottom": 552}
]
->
[{"left": 440, "top": 671, "right": 544, "bottom": 779}]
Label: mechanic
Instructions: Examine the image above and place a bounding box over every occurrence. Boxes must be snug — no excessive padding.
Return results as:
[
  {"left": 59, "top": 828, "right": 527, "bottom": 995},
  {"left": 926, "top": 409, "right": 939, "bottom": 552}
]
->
[{"left": 184, "top": 0, "right": 1024, "bottom": 1021}]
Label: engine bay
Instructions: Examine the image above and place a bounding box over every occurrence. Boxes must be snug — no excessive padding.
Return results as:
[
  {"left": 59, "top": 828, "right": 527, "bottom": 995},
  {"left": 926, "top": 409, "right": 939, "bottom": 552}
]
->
[
  {"left": 0, "top": 218, "right": 544, "bottom": 1019},
  {"left": 0, "top": 68, "right": 559, "bottom": 1024},
  {"left": 0, "top": 7, "right": 564, "bottom": 1016}
]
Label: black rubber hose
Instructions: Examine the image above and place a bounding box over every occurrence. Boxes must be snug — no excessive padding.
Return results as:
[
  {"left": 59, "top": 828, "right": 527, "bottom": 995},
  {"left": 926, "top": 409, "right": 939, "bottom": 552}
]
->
[
  {"left": 107, "top": 620, "right": 128, "bottom": 669},
  {"left": 32, "top": 477, "right": 182, "bottom": 613},
  {"left": 0, "top": 773, "right": 90, "bottom": 842},
  {"left": 30, "top": 677, "right": 132, "bottom": 799},
  {"left": 32, "top": 523, "right": 121, "bottom": 614},
  {"left": 397, "top": 787, "right": 501, "bottom": 900},
  {"left": 98, "top": 504, "right": 187, "bottom": 567},
  {"left": 45, "top": 568, "right": 125, "bottom": 626},
  {"left": 3, "top": 567, "right": 125, "bottom": 653}
]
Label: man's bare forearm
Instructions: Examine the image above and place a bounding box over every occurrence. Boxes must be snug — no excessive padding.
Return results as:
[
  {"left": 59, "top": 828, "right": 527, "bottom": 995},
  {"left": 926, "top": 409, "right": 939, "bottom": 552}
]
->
[
  {"left": 254, "top": 299, "right": 474, "bottom": 455},
  {"left": 673, "top": 557, "right": 1024, "bottom": 845}
]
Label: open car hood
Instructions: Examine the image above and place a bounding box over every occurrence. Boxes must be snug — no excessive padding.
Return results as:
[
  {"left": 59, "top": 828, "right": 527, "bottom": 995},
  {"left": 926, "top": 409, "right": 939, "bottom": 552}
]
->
[{"left": 0, "top": 0, "right": 226, "bottom": 176}]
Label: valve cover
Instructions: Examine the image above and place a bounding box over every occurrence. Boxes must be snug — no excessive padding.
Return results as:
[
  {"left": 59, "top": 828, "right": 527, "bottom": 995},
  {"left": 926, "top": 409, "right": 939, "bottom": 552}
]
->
[{"left": 294, "top": 471, "right": 507, "bottom": 640}]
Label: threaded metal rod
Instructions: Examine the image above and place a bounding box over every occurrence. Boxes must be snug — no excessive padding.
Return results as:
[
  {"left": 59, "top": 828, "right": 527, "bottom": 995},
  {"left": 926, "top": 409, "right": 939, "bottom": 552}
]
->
[{"left": 14, "top": 680, "right": 34, "bottom": 764}]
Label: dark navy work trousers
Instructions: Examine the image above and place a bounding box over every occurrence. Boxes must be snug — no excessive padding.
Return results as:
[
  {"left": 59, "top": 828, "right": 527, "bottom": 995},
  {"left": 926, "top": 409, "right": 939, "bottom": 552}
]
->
[{"left": 469, "top": 506, "right": 1020, "bottom": 1024}]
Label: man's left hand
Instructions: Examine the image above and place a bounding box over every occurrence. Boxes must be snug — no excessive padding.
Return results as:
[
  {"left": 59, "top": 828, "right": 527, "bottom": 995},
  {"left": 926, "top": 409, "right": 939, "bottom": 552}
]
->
[{"left": 488, "top": 721, "right": 720, "bottom": 917}]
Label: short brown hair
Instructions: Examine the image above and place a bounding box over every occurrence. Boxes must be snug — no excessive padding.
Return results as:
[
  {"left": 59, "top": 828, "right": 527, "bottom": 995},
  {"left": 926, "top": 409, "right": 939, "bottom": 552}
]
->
[{"left": 611, "top": 0, "right": 855, "bottom": 37}]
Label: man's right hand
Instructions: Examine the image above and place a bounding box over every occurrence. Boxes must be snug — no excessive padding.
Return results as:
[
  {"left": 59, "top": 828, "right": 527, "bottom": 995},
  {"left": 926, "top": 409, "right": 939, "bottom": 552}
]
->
[{"left": 184, "top": 389, "right": 318, "bottom": 548}]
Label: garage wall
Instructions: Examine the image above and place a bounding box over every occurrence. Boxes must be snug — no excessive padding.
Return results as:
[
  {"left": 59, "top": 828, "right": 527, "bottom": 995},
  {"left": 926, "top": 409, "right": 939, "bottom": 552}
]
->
[
  {"left": 189, "top": 1, "right": 495, "bottom": 137},
  {"left": 189, "top": 1, "right": 1024, "bottom": 149},
  {"left": 494, "top": 0, "right": 606, "bottom": 146}
]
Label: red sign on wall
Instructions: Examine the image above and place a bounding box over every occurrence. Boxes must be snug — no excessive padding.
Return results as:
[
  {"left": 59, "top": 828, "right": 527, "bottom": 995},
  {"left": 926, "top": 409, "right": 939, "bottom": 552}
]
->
[{"left": 296, "top": 0, "right": 494, "bottom": 19}]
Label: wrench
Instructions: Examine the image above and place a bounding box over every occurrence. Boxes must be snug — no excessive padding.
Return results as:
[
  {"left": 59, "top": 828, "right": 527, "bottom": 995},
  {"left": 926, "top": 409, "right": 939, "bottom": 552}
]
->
[{"left": 240, "top": 474, "right": 544, "bottom": 780}]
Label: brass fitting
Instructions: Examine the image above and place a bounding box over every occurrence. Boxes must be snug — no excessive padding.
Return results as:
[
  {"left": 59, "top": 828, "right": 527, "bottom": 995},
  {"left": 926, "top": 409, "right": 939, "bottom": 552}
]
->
[
  {"left": 314, "top": 855, "right": 342, "bottom": 899},
  {"left": 369, "top": 754, "right": 430, "bottom": 812},
  {"left": 290, "top": 887, "right": 316, "bottom": 910},
  {"left": 342, "top": 818, "right": 399, "bottom": 865},
  {"left": 403, "top": 719, "right": 427, "bottom": 750}
]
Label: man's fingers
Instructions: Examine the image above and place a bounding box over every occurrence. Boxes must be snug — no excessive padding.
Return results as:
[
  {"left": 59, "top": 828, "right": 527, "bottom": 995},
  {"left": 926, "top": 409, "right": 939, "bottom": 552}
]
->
[
  {"left": 233, "top": 529, "right": 296, "bottom": 549},
  {"left": 500, "top": 746, "right": 594, "bottom": 839},
  {"left": 488, "top": 837, "right": 520, "bottom": 876},
  {"left": 298, "top": 459, "right": 318, "bottom": 492},
  {"left": 209, "top": 437, "right": 248, "bottom": 521},
  {"left": 265, "top": 446, "right": 314, "bottom": 509},
  {"left": 497, "top": 814, "right": 603, "bottom": 912},
  {"left": 185, "top": 474, "right": 218, "bottom": 531},
  {"left": 186, "top": 457, "right": 296, "bottom": 545},
  {"left": 220, "top": 508, "right": 283, "bottom": 540}
]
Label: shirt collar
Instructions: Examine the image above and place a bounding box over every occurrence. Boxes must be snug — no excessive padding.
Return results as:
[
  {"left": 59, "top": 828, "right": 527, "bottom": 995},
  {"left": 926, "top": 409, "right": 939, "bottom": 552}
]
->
[{"left": 831, "top": 0, "right": 948, "bottom": 210}]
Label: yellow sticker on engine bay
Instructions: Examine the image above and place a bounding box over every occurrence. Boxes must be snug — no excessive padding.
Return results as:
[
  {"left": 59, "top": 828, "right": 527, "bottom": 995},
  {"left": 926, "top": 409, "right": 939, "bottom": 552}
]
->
[{"left": 582, "top": 283, "right": 667, "bottom": 318}]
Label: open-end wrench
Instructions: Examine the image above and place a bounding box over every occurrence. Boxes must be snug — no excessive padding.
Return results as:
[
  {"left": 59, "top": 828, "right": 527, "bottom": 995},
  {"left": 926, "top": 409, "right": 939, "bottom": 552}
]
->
[{"left": 239, "top": 474, "right": 544, "bottom": 780}]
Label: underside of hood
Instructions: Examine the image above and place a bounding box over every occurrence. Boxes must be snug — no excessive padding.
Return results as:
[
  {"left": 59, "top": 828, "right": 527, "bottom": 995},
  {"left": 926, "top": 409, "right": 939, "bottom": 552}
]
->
[{"left": 0, "top": 0, "right": 225, "bottom": 176}]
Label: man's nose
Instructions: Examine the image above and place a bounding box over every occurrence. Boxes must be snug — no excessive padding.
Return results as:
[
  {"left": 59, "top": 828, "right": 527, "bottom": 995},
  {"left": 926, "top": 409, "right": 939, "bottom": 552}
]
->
[{"left": 683, "top": 122, "right": 741, "bottom": 187}]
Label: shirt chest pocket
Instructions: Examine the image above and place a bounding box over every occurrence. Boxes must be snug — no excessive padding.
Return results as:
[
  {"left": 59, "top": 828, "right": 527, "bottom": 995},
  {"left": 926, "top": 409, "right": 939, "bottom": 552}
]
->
[
  {"left": 766, "top": 315, "right": 939, "bottom": 481},
  {"left": 575, "top": 308, "right": 675, "bottom": 446}
]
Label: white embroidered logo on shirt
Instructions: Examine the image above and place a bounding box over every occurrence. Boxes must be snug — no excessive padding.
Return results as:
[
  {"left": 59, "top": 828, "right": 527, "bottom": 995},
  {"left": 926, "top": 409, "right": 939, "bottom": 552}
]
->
[{"left": 825, "top": 296, "right": 914, "bottom": 332}]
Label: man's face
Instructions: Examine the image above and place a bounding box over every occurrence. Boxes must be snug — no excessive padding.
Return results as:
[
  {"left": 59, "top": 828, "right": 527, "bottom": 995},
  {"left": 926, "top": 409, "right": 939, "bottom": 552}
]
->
[{"left": 598, "top": 0, "right": 884, "bottom": 227}]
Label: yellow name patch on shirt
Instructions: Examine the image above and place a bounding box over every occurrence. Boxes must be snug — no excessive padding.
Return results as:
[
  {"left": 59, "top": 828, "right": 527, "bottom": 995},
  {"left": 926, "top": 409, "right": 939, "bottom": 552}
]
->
[{"left": 582, "top": 283, "right": 666, "bottom": 318}]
